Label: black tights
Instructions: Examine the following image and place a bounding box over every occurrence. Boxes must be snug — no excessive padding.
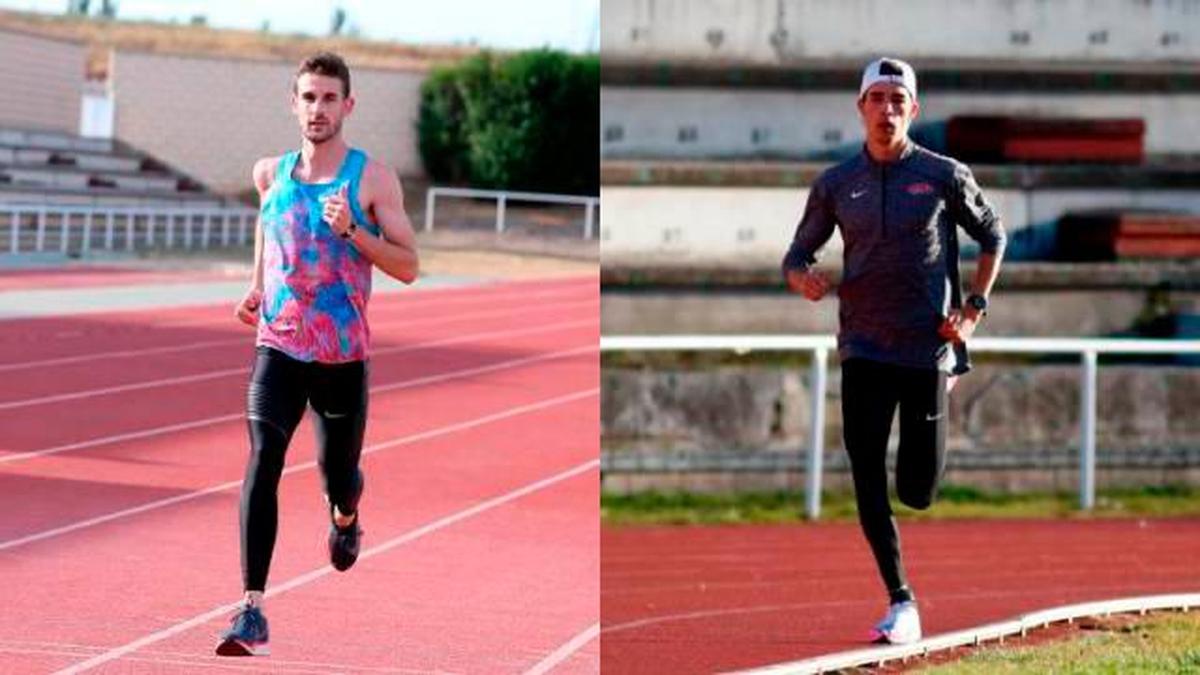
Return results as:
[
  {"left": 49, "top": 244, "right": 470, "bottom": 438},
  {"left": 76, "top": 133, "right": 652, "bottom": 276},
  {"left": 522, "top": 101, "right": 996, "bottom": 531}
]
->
[
  {"left": 241, "top": 347, "right": 368, "bottom": 592},
  {"left": 841, "top": 358, "right": 946, "bottom": 604}
]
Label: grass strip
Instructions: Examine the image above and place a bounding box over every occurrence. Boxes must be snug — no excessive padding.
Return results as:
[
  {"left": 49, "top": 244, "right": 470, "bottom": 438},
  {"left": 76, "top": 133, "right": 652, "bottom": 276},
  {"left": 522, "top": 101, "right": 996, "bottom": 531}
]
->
[
  {"left": 919, "top": 611, "right": 1200, "bottom": 674},
  {"left": 601, "top": 485, "right": 1200, "bottom": 525}
]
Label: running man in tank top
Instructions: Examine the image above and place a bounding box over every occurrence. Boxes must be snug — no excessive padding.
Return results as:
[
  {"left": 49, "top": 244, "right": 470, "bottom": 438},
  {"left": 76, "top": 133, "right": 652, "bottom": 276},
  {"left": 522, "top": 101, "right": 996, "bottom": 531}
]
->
[{"left": 217, "top": 52, "right": 419, "bottom": 657}]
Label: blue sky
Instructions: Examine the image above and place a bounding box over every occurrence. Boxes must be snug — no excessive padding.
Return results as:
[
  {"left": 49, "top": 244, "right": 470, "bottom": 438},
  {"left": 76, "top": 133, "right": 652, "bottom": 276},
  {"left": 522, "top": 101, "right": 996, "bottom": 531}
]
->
[{"left": 0, "top": 0, "right": 600, "bottom": 52}]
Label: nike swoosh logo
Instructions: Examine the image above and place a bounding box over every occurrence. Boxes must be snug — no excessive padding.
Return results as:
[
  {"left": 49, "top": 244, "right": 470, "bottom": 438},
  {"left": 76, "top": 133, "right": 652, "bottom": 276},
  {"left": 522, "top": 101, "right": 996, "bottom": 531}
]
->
[
  {"left": 850, "top": 189, "right": 867, "bottom": 200},
  {"left": 925, "top": 413, "right": 944, "bottom": 422}
]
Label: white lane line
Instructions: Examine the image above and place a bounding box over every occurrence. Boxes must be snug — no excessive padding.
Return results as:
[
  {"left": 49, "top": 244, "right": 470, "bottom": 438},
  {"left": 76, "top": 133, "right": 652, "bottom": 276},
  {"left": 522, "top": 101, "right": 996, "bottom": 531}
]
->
[
  {"left": 152, "top": 280, "right": 593, "bottom": 330},
  {"left": 0, "top": 646, "right": 351, "bottom": 674},
  {"left": 0, "top": 315, "right": 596, "bottom": 412},
  {"left": 601, "top": 603, "right": 832, "bottom": 635},
  {"left": 0, "top": 278, "right": 591, "bottom": 360},
  {"left": 0, "top": 415, "right": 241, "bottom": 466},
  {"left": 372, "top": 344, "right": 595, "bottom": 395},
  {"left": 126, "top": 652, "right": 444, "bottom": 674},
  {"left": 0, "top": 340, "right": 595, "bottom": 466},
  {"left": 601, "top": 584, "right": 1199, "bottom": 638},
  {"left": 0, "top": 646, "right": 93, "bottom": 658},
  {"left": 0, "top": 368, "right": 245, "bottom": 411},
  {"left": 0, "top": 338, "right": 244, "bottom": 373},
  {"left": 0, "top": 340, "right": 595, "bottom": 467},
  {"left": 0, "top": 639, "right": 444, "bottom": 672},
  {"left": 0, "top": 293, "right": 595, "bottom": 373},
  {"left": 522, "top": 622, "right": 600, "bottom": 675},
  {"left": 0, "top": 382, "right": 598, "bottom": 550},
  {"left": 52, "top": 457, "right": 600, "bottom": 674}
]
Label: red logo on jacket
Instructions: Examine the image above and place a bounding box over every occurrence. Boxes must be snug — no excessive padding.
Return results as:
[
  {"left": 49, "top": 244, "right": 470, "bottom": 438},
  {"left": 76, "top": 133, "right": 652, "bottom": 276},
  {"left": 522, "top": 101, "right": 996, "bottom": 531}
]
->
[{"left": 906, "top": 182, "right": 934, "bottom": 195}]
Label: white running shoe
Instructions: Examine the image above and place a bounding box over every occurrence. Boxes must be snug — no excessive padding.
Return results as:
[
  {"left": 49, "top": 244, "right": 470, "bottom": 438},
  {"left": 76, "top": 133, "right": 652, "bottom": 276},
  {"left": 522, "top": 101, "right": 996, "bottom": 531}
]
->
[{"left": 868, "top": 600, "right": 922, "bottom": 644}]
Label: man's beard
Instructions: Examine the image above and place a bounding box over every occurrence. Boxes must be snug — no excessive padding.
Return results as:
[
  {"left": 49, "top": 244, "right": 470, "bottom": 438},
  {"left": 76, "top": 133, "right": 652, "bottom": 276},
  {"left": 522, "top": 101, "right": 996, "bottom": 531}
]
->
[{"left": 304, "top": 119, "right": 341, "bottom": 144}]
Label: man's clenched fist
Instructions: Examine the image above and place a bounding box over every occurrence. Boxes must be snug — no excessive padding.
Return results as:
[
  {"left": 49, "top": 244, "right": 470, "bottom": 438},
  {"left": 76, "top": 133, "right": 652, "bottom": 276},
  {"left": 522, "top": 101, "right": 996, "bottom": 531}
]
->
[
  {"left": 235, "top": 287, "right": 263, "bottom": 327},
  {"left": 786, "top": 268, "right": 832, "bottom": 301}
]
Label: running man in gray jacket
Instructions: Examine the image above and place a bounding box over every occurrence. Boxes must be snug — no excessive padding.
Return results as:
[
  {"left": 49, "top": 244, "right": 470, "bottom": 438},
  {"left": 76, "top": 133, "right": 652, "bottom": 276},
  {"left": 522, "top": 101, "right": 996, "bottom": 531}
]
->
[{"left": 782, "top": 57, "right": 1006, "bottom": 644}]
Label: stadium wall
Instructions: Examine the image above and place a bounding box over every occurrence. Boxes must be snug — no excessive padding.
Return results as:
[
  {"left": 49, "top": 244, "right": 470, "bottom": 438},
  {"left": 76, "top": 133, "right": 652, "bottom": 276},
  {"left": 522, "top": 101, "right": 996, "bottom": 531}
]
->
[
  {"left": 600, "top": 185, "right": 1200, "bottom": 264},
  {"left": 0, "top": 27, "right": 85, "bottom": 134},
  {"left": 602, "top": 0, "right": 1200, "bottom": 64},
  {"left": 111, "top": 50, "right": 425, "bottom": 195},
  {"left": 601, "top": 88, "right": 1200, "bottom": 160}
]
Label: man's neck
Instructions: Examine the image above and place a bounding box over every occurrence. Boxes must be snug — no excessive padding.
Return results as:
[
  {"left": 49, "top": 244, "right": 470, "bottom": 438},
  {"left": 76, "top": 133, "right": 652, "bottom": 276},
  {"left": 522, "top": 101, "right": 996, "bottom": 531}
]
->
[
  {"left": 866, "top": 137, "right": 910, "bottom": 164},
  {"left": 299, "top": 137, "right": 348, "bottom": 176}
]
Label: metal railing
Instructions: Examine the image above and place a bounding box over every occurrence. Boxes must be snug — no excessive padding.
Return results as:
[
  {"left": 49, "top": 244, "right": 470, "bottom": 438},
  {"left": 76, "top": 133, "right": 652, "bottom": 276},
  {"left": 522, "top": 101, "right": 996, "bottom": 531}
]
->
[
  {"left": 424, "top": 186, "right": 599, "bottom": 239},
  {"left": 600, "top": 334, "right": 1200, "bottom": 519},
  {"left": 0, "top": 205, "right": 257, "bottom": 255}
]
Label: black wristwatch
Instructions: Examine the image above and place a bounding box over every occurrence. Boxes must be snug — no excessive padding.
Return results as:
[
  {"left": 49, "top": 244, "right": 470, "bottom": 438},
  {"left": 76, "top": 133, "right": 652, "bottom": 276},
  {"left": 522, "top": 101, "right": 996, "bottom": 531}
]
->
[
  {"left": 965, "top": 294, "right": 988, "bottom": 314},
  {"left": 340, "top": 221, "right": 357, "bottom": 240}
]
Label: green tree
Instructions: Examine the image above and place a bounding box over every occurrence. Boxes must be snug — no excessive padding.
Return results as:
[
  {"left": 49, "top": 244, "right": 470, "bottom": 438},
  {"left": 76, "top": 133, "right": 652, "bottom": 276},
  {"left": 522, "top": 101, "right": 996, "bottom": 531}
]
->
[
  {"left": 417, "top": 65, "right": 472, "bottom": 184},
  {"left": 417, "top": 49, "right": 598, "bottom": 195},
  {"left": 330, "top": 7, "right": 346, "bottom": 36}
]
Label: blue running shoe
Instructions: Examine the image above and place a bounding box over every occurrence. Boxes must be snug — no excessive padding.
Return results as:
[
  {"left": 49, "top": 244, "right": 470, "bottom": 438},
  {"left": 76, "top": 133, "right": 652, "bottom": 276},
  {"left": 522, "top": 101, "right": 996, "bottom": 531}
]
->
[{"left": 215, "top": 604, "right": 269, "bottom": 656}]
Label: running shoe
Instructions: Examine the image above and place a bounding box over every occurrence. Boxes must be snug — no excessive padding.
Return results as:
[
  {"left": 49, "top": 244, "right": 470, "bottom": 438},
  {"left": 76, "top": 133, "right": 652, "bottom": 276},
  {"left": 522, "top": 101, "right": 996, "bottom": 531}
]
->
[
  {"left": 868, "top": 600, "right": 921, "bottom": 644},
  {"left": 215, "top": 604, "right": 269, "bottom": 656},
  {"left": 328, "top": 471, "right": 364, "bottom": 571},
  {"left": 329, "top": 510, "right": 362, "bottom": 571}
]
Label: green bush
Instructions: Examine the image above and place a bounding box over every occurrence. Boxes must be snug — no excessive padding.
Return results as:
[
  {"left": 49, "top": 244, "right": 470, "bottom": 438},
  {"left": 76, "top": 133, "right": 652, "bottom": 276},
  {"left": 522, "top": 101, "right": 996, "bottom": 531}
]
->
[
  {"left": 416, "top": 67, "right": 469, "bottom": 184},
  {"left": 417, "top": 49, "right": 598, "bottom": 195}
]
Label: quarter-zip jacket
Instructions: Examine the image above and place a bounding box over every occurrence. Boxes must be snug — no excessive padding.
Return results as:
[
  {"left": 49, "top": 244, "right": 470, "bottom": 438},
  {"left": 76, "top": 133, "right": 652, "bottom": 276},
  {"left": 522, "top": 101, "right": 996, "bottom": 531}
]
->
[{"left": 782, "top": 143, "right": 1006, "bottom": 372}]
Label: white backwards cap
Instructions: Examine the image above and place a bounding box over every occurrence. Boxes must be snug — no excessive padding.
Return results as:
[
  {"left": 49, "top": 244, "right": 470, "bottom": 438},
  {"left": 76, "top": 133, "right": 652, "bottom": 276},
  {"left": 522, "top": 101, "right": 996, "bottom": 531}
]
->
[{"left": 859, "top": 57, "right": 917, "bottom": 99}]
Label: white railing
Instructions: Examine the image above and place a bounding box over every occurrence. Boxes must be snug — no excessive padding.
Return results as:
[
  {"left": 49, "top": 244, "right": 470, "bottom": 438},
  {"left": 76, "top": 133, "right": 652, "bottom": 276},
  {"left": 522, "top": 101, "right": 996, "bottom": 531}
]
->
[
  {"left": 0, "top": 205, "right": 257, "bottom": 254},
  {"left": 600, "top": 335, "right": 1200, "bottom": 519},
  {"left": 424, "top": 186, "right": 599, "bottom": 239}
]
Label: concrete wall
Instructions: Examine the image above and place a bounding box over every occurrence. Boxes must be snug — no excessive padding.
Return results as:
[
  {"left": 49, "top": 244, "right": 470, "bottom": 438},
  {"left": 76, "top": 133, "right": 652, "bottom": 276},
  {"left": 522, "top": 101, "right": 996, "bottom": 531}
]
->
[
  {"left": 601, "top": 87, "right": 1200, "bottom": 160},
  {"left": 602, "top": 0, "right": 1200, "bottom": 64},
  {"left": 602, "top": 364, "right": 1200, "bottom": 491},
  {"left": 0, "top": 27, "right": 85, "bottom": 134},
  {"left": 600, "top": 185, "right": 1200, "bottom": 265},
  {"left": 599, "top": 287, "right": 1189, "bottom": 336},
  {"left": 112, "top": 50, "right": 426, "bottom": 194}
]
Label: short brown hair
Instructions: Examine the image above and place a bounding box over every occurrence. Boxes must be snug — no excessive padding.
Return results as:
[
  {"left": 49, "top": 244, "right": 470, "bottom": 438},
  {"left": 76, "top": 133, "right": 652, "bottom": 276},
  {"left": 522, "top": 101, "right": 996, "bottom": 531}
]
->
[{"left": 294, "top": 52, "right": 351, "bottom": 97}]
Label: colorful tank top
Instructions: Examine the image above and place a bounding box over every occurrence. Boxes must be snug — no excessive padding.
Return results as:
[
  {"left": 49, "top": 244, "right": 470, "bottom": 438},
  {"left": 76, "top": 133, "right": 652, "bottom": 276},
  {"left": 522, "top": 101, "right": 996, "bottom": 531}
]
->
[{"left": 256, "top": 148, "right": 379, "bottom": 363}]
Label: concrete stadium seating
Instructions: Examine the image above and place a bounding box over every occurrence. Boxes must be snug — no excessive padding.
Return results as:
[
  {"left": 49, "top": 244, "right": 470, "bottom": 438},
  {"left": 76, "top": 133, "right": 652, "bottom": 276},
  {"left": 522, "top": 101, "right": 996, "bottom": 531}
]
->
[{"left": 0, "top": 126, "right": 229, "bottom": 208}]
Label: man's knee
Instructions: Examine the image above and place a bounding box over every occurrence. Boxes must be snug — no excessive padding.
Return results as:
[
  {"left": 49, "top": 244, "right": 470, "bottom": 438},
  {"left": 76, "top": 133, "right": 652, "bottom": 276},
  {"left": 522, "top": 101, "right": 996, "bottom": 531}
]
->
[
  {"left": 897, "top": 484, "right": 935, "bottom": 510},
  {"left": 246, "top": 420, "right": 289, "bottom": 474}
]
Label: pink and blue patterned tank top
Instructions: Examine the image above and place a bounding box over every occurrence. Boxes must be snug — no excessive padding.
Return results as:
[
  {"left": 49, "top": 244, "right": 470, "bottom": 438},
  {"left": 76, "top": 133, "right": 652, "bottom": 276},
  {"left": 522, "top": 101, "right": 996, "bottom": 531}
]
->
[{"left": 256, "top": 148, "right": 380, "bottom": 363}]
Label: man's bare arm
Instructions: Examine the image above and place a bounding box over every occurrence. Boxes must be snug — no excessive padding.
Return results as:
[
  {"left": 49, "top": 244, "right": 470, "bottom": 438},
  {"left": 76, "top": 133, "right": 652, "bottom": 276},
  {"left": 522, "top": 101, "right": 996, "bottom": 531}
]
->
[
  {"left": 349, "top": 162, "right": 419, "bottom": 284},
  {"left": 250, "top": 158, "right": 277, "bottom": 287},
  {"left": 235, "top": 157, "right": 275, "bottom": 326}
]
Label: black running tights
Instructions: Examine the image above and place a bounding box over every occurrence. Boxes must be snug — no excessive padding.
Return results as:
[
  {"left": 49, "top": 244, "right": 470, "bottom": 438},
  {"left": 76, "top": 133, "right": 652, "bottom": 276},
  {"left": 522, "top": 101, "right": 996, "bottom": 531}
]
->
[
  {"left": 240, "top": 347, "right": 368, "bottom": 592},
  {"left": 841, "top": 358, "right": 947, "bottom": 604}
]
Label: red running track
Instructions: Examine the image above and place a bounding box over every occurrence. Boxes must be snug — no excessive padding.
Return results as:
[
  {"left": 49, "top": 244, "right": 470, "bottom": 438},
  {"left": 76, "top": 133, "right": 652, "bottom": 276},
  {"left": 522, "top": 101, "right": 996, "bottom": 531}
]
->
[
  {"left": 0, "top": 273, "right": 599, "bottom": 673},
  {"left": 601, "top": 520, "right": 1200, "bottom": 673},
  {"left": 0, "top": 265, "right": 240, "bottom": 291}
]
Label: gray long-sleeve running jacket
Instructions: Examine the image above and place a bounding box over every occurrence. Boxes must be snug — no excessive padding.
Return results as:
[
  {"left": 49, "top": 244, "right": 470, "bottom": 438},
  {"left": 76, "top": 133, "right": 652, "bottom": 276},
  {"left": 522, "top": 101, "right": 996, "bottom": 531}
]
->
[{"left": 782, "top": 143, "right": 1006, "bottom": 372}]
